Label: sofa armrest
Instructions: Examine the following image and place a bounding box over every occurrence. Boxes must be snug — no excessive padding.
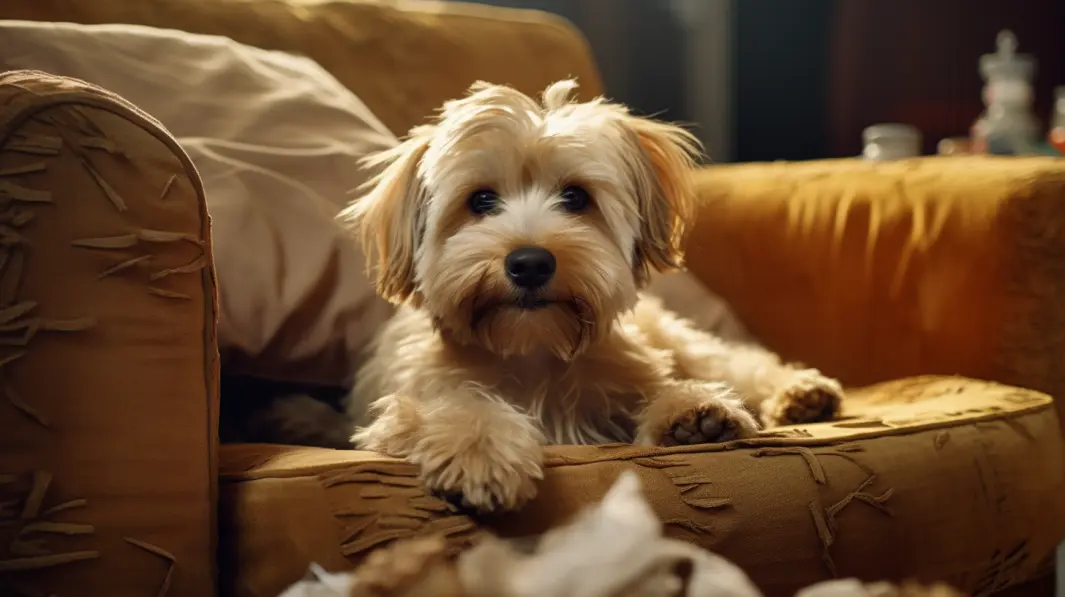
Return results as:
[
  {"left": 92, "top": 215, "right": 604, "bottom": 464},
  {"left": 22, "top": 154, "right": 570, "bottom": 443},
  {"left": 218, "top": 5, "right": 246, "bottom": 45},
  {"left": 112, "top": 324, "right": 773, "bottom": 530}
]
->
[
  {"left": 684, "top": 156, "right": 1065, "bottom": 409},
  {"left": 0, "top": 70, "right": 218, "bottom": 597},
  {"left": 0, "top": 0, "right": 605, "bottom": 136}
]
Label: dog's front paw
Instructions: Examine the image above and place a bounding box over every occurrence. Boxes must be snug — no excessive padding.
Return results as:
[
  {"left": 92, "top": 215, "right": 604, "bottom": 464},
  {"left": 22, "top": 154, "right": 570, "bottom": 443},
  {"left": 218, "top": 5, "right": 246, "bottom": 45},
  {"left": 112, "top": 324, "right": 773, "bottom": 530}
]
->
[
  {"left": 761, "top": 369, "right": 843, "bottom": 427},
  {"left": 663, "top": 399, "right": 760, "bottom": 446},
  {"left": 413, "top": 437, "right": 543, "bottom": 513},
  {"left": 637, "top": 381, "right": 760, "bottom": 447}
]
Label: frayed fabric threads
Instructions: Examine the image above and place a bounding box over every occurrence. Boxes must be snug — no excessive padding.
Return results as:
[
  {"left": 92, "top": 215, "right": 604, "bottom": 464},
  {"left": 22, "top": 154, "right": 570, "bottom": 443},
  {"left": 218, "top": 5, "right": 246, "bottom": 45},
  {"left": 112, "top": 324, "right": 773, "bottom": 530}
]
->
[{"left": 277, "top": 472, "right": 960, "bottom": 597}]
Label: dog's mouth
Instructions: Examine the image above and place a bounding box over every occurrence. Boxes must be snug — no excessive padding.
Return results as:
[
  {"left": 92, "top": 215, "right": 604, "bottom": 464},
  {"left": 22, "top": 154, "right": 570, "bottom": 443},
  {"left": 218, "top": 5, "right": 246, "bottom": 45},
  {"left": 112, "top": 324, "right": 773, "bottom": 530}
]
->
[
  {"left": 515, "top": 293, "right": 550, "bottom": 311},
  {"left": 469, "top": 293, "right": 586, "bottom": 328}
]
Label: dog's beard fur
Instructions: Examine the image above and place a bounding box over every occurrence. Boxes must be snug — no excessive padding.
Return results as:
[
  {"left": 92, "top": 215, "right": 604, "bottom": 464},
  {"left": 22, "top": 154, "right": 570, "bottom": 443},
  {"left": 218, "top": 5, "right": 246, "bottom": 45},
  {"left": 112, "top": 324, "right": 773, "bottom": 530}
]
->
[
  {"left": 343, "top": 79, "right": 695, "bottom": 361},
  {"left": 423, "top": 212, "right": 633, "bottom": 361}
]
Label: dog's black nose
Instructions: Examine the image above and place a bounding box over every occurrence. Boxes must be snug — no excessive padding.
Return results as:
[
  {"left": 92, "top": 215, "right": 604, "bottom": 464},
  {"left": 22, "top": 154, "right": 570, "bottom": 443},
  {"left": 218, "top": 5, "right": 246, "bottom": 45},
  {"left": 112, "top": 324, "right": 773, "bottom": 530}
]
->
[{"left": 505, "top": 246, "right": 556, "bottom": 289}]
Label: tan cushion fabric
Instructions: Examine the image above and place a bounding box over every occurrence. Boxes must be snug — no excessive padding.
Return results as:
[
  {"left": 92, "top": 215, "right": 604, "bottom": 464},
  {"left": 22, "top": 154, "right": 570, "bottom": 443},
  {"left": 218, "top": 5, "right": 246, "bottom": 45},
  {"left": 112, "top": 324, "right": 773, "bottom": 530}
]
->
[
  {"left": 0, "top": 20, "right": 396, "bottom": 385},
  {"left": 218, "top": 376, "right": 1065, "bottom": 597},
  {"left": 0, "top": 70, "right": 216, "bottom": 597},
  {"left": 646, "top": 271, "right": 755, "bottom": 344}
]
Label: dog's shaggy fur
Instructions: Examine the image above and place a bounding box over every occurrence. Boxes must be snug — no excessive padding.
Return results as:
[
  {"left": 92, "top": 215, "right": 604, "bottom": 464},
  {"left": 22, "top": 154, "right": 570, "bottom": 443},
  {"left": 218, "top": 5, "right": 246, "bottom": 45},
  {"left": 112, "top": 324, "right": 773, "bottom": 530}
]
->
[{"left": 340, "top": 80, "right": 843, "bottom": 512}]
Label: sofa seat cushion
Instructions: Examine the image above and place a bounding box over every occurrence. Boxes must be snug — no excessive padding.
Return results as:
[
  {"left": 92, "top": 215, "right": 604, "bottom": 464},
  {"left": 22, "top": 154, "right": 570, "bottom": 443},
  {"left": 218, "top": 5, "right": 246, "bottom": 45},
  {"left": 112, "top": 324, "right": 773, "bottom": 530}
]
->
[{"left": 218, "top": 376, "right": 1065, "bottom": 597}]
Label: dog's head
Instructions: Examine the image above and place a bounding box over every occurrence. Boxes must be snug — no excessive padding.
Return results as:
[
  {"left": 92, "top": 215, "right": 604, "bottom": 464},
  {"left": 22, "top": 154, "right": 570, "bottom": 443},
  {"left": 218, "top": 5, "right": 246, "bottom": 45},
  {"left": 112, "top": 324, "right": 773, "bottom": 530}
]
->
[{"left": 341, "top": 80, "right": 701, "bottom": 360}]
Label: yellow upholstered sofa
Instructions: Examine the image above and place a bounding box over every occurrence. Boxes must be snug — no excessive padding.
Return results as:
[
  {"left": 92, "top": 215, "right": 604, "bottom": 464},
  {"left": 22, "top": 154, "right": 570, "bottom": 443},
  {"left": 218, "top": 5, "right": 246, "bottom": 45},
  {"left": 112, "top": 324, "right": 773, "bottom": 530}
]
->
[{"left": 2, "top": 2, "right": 1065, "bottom": 597}]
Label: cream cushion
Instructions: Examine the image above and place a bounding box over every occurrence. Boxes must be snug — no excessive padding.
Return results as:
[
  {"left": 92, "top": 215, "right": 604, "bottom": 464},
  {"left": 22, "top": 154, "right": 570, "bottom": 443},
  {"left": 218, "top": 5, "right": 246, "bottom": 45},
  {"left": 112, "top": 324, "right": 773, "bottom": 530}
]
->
[{"left": 0, "top": 20, "right": 397, "bottom": 385}]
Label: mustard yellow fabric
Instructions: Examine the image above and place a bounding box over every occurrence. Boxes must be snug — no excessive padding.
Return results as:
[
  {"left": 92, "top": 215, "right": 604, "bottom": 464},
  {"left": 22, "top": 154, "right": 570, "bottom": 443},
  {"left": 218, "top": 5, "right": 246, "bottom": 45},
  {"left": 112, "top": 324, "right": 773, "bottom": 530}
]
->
[
  {"left": 687, "top": 157, "right": 1065, "bottom": 430},
  {"left": 219, "top": 377, "right": 1065, "bottom": 597},
  {"left": 0, "top": 71, "right": 219, "bottom": 597},
  {"left": 0, "top": 0, "right": 605, "bottom": 138}
]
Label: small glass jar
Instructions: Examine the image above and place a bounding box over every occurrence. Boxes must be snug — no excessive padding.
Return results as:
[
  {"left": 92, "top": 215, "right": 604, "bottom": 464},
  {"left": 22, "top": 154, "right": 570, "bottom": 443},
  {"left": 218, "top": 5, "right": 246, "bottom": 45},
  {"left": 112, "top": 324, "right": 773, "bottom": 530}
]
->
[
  {"left": 862, "top": 124, "right": 922, "bottom": 160},
  {"left": 937, "top": 136, "right": 975, "bottom": 156}
]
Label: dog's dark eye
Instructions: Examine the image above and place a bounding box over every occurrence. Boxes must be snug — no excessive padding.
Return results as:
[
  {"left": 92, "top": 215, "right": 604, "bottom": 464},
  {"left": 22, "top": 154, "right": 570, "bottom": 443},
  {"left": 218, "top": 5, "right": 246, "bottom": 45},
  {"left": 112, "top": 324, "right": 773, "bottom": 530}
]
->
[
  {"left": 467, "top": 189, "right": 500, "bottom": 215},
  {"left": 560, "top": 185, "right": 591, "bottom": 212}
]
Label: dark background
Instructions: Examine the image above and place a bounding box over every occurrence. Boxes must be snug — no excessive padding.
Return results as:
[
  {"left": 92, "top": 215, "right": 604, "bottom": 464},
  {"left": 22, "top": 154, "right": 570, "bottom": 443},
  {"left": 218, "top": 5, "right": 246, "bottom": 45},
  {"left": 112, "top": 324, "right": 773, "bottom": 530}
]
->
[{"left": 463, "top": 0, "right": 1065, "bottom": 162}]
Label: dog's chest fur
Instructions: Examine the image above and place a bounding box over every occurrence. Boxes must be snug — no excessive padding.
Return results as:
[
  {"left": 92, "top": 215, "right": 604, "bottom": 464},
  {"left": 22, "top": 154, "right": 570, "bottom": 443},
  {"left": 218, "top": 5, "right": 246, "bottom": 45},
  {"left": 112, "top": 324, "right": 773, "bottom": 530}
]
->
[
  {"left": 486, "top": 352, "right": 643, "bottom": 444},
  {"left": 352, "top": 305, "right": 675, "bottom": 446}
]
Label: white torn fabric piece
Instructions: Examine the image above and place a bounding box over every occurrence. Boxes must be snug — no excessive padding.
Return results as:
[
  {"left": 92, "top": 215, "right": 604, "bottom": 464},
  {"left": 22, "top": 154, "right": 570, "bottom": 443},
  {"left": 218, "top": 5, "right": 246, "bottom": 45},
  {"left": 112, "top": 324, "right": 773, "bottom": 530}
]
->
[
  {"left": 456, "top": 471, "right": 763, "bottom": 597},
  {"left": 277, "top": 563, "right": 358, "bottom": 597}
]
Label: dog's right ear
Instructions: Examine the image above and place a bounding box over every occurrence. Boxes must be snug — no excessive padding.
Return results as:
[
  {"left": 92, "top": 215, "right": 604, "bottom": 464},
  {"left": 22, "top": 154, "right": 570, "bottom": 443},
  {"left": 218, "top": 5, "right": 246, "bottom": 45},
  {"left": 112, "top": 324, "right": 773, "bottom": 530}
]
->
[{"left": 339, "top": 128, "right": 431, "bottom": 304}]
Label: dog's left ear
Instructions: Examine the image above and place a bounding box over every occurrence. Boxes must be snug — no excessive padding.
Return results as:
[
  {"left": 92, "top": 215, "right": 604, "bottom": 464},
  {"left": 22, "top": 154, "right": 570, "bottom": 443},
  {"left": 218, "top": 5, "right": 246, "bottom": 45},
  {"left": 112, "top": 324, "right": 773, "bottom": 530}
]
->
[
  {"left": 621, "top": 116, "right": 702, "bottom": 284},
  {"left": 339, "top": 128, "right": 431, "bottom": 304}
]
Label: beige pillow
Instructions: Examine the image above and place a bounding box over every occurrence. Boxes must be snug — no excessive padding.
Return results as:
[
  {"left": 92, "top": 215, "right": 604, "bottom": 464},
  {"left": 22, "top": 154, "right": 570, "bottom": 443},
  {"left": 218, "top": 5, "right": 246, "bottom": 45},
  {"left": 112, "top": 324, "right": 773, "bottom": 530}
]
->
[{"left": 0, "top": 20, "right": 396, "bottom": 385}]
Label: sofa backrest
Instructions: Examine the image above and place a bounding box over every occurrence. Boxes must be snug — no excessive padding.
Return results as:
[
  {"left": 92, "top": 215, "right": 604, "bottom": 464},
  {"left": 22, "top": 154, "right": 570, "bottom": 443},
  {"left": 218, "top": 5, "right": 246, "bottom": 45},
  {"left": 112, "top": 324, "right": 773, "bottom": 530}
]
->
[{"left": 0, "top": 0, "right": 605, "bottom": 137}]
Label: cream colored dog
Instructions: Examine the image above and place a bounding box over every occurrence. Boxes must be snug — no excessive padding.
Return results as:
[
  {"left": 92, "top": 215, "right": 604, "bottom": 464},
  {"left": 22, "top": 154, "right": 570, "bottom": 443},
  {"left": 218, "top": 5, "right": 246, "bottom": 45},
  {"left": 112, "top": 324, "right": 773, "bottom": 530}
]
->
[{"left": 341, "top": 80, "right": 843, "bottom": 512}]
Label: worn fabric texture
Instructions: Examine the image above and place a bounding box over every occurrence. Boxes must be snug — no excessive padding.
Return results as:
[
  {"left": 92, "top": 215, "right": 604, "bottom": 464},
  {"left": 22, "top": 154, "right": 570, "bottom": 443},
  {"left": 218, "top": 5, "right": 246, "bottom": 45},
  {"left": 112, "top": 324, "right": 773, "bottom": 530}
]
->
[
  {"left": 0, "top": 0, "right": 605, "bottom": 138},
  {"left": 0, "top": 70, "right": 218, "bottom": 597},
  {"left": 0, "top": 19, "right": 398, "bottom": 387},
  {"left": 686, "top": 157, "right": 1065, "bottom": 433},
  {"left": 219, "top": 376, "right": 1065, "bottom": 597},
  {"left": 276, "top": 473, "right": 963, "bottom": 597}
]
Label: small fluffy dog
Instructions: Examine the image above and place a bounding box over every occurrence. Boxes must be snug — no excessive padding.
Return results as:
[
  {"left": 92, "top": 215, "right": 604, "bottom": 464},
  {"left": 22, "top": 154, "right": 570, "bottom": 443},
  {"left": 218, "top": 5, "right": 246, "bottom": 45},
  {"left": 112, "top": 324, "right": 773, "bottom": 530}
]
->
[{"left": 341, "top": 80, "right": 843, "bottom": 512}]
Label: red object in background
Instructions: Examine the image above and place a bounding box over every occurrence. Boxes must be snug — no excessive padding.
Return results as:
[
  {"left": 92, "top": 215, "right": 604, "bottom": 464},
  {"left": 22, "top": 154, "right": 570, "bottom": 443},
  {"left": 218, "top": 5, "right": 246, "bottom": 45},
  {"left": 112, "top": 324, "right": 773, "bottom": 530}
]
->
[
  {"left": 1050, "top": 128, "right": 1065, "bottom": 154},
  {"left": 826, "top": 0, "right": 1065, "bottom": 157},
  {"left": 1051, "top": 87, "right": 1065, "bottom": 154}
]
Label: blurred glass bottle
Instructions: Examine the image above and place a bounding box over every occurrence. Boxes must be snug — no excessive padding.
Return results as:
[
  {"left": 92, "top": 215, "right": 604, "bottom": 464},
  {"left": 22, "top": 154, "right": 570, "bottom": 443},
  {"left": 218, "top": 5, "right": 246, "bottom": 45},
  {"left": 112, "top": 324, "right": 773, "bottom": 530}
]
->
[
  {"left": 970, "top": 30, "right": 1041, "bottom": 155},
  {"left": 1049, "top": 86, "right": 1065, "bottom": 155}
]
